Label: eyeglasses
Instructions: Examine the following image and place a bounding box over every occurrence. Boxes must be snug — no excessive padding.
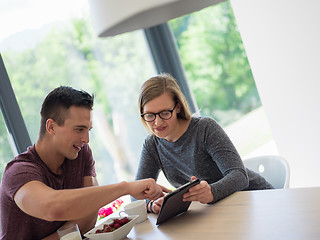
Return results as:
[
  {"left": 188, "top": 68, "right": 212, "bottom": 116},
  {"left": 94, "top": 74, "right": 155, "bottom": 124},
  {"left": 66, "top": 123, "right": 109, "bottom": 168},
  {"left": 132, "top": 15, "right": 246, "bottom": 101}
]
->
[{"left": 141, "top": 103, "right": 177, "bottom": 122}]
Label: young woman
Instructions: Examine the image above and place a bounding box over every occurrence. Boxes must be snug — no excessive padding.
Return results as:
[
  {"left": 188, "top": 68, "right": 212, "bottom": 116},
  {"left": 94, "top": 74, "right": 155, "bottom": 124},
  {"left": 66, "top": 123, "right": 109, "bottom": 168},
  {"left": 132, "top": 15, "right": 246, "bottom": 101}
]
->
[{"left": 135, "top": 73, "right": 273, "bottom": 214}]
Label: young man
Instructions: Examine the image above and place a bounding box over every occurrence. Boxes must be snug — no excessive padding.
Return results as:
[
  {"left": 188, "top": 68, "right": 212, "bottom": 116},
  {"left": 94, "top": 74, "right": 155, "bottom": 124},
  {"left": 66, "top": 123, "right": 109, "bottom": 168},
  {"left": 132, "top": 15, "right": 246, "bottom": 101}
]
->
[{"left": 0, "top": 86, "right": 168, "bottom": 240}]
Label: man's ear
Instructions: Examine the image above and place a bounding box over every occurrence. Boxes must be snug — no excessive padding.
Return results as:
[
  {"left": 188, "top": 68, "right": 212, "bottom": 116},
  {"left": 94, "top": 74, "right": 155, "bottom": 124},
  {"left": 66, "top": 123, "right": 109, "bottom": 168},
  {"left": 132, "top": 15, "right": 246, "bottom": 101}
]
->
[{"left": 46, "top": 119, "right": 55, "bottom": 135}]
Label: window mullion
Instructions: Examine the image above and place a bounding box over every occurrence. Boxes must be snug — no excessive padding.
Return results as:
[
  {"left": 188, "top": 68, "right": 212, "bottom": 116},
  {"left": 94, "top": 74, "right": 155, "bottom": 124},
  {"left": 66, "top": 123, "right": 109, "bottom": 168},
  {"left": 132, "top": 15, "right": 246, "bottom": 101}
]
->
[
  {"left": 144, "top": 23, "right": 198, "bottom": 114},
  {"left": 0, "top": 54, "right": 32, "bottom": 153}
]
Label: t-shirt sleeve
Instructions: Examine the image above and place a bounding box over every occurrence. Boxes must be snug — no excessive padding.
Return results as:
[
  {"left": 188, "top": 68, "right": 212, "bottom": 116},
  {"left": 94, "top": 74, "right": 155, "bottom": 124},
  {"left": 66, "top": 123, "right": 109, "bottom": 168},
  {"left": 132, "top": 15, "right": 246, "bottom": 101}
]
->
[
  {"left": 2, "top": 162, "right": 43, "bottom": 201},
  {"left": 82, "top": 144, "right": 96, "bottom": 177}
]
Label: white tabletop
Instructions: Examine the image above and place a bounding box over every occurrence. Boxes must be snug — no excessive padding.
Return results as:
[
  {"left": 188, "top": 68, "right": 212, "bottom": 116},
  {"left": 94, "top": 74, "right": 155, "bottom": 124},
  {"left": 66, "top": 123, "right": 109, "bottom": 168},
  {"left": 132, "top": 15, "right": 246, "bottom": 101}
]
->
[{"left": 127, "top": 187, "right": 320, "bottom": 240}]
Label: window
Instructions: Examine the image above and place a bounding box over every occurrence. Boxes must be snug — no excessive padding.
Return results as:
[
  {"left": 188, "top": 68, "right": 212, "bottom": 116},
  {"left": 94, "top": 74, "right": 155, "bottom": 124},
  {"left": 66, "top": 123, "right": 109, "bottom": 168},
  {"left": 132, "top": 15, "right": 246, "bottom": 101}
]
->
[
  {"left": 0, "top": 110, "right": 16, "bottom": 180},
  {"left": 0, "top": 1, "right": 278, "bottom": 187},
  {"left": 169, "top": 2, "right": 277, "bottom": 157},
  {"left": 0, "top": 0, "right": 155, "bottom": 185}
]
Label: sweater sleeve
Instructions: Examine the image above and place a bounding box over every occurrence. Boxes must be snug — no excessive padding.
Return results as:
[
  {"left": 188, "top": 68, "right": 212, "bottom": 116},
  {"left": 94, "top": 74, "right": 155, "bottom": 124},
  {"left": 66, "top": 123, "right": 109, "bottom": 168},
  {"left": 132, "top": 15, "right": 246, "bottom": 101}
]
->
[
  {"left": 202, "top": 118, "right": 249, "bottom": 203},
  {"left": 133, "top": 137, "right": 161, "bottom": 205},
  {"left": 135, "top": 137, "right": 161, "bottom": 181}
]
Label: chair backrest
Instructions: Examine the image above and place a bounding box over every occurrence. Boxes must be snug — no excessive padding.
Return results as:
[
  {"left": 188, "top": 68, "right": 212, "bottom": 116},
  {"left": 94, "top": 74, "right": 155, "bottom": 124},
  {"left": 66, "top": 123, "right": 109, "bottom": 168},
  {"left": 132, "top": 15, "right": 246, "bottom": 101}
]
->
[{"left": 243, "top": 155, "right": 290, "bottom": 189}]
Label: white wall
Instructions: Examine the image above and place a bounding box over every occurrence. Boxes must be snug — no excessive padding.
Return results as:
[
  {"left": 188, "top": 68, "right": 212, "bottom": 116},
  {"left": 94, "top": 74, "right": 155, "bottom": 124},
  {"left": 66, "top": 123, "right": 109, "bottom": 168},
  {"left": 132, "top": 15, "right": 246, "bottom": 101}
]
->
[{"left": 230, "top": 0, "right": 320, "bottom": 188}]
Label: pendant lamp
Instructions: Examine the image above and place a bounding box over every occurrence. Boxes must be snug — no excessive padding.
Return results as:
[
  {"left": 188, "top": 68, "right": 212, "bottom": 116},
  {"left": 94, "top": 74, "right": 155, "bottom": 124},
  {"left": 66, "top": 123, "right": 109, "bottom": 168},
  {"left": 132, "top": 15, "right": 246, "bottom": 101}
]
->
[{"left": 88, "top": 0, "right": 224, "bottom": 37}]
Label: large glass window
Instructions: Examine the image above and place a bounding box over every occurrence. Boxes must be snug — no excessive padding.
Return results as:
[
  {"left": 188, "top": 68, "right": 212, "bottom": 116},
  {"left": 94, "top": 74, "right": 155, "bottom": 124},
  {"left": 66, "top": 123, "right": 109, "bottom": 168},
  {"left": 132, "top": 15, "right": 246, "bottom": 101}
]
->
[
  {"left": 0, "top": 0, "right": 155, "bottom": 185},
  {"left": 169, "top": 1, "right": 278, "bottom": 158},
  {"left": 0, "top": 110, "right": 16, "bottom": 181},
  {"left": 0, "top": 0, "right": 278, "bottom": 188}
]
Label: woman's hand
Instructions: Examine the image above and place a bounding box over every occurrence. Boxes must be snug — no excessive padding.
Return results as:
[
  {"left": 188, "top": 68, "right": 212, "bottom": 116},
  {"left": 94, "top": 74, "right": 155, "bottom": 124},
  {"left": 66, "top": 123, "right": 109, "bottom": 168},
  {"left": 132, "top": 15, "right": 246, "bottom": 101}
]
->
[
  {"left": 182, "top": 176, "right": 214, "bottom": 204},
  {"left": 151, "top": 197, "right": 164, "bottom": 214}
]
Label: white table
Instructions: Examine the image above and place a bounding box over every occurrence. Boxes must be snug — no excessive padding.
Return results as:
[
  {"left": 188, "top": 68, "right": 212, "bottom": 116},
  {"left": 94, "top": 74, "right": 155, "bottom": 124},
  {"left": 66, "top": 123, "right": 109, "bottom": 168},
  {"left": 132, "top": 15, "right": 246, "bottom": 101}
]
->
[{"left": 127, "top": 187, "right": 320, "bottom": 240}]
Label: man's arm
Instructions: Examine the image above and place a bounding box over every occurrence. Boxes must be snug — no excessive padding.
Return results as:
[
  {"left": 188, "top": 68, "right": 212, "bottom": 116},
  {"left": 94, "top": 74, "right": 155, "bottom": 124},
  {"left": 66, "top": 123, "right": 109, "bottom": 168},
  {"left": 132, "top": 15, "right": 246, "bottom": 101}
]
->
[
  {"left": 75, "top": 176, "right": 99, "bottom": 234},
  {"left": 41, "top": 176, "right": 99, "bottom": 240},
  {"left": 14, "top": 178, "right": 167, "bottom": 222}
]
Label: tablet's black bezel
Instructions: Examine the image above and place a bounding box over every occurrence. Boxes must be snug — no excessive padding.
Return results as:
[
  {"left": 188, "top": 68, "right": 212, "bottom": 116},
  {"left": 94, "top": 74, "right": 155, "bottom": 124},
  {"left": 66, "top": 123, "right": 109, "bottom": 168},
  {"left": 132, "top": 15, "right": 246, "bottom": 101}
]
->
[{"left": 156, "top": 178, "right": 200, "bottom": 225}]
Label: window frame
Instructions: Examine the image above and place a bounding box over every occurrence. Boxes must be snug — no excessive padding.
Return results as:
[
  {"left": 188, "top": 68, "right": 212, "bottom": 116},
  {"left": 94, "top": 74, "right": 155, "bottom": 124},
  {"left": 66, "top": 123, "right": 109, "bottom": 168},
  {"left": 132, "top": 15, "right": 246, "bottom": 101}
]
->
[
  {"left": 0, "top": 54, "right": 31, "bottom": 154},
  {"left": 1, "top": 23, "right": 197, "bottom": 155},
  {"left": 144, "top": 23, "right": 198, "bottom": 114}
]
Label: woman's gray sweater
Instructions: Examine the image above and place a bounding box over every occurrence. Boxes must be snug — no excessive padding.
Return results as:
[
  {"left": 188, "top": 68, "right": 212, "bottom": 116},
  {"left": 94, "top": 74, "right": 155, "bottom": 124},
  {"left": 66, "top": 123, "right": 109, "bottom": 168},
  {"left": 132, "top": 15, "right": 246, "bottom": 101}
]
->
[{"left": 135, "top": 117, "right": 273, "bottom": 203}]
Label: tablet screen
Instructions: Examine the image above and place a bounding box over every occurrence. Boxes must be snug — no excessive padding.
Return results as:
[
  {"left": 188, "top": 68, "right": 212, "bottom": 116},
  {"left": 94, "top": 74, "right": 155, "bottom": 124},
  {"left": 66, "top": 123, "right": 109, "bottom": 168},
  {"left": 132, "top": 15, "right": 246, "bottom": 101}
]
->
[{"left": 156, "top": 179, "right": 200, "bottom": 225}]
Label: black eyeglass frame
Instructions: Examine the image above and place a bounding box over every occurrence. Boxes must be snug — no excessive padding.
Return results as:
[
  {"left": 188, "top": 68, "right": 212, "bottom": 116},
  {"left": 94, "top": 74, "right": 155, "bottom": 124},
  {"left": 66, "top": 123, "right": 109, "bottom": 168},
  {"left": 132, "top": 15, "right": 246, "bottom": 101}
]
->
[{"left": 141, "top": 103, "right": 177, "bottom": 122}]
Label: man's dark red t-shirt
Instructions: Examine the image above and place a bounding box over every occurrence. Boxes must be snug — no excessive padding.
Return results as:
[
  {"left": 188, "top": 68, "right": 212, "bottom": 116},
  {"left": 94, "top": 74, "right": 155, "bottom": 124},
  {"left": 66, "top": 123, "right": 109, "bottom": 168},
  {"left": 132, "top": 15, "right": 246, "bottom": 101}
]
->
[{"left": 0, "top": 144, "right": 96, "bottom": 240}]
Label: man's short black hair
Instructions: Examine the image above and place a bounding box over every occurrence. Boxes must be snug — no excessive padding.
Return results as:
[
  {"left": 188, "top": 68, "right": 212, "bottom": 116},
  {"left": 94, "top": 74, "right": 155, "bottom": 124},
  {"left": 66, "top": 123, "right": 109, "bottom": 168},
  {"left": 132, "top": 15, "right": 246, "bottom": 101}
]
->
[{"left": 39, "top": 86, "right": 94, "bottom": 139}]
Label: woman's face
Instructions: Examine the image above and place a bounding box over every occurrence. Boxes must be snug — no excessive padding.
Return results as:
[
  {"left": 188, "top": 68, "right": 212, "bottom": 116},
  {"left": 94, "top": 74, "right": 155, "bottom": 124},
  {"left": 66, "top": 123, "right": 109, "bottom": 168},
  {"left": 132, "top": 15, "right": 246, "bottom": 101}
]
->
[{"left": 142, "top": 92, "right": 180, "bottom": 142}]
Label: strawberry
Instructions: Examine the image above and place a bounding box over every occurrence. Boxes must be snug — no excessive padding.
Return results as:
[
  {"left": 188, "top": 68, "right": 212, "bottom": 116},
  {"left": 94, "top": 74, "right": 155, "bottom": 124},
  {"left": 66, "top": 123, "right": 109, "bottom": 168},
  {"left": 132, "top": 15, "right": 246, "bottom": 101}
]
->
[
  {"left": 114, "top": 223, "right": 121, "bottom": 229},
  {"left": 94, "top": 217, "right": 132, "bottom": 234}
]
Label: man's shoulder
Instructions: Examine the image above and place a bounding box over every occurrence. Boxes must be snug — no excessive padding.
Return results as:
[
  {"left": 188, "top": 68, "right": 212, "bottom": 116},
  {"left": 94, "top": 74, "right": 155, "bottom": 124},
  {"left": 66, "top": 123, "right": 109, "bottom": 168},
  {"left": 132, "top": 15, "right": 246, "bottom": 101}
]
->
[
  {"left": 4, "top": 157, "right": 42, "bottom": 176},
  {"left": 77, "top": 143, "right": 93, "bottom": 159},
  {"left": 81, "top": 143, "right": 92, "bottom": 152},
  {"left": 4, "top": 145, "right": 43, "bottom": 174},
  {"left": 1, "top": 147, "right": 46, "bottom": 198},
  {"left": 13, "top": 145, "right": 38, "bottom": 160}
]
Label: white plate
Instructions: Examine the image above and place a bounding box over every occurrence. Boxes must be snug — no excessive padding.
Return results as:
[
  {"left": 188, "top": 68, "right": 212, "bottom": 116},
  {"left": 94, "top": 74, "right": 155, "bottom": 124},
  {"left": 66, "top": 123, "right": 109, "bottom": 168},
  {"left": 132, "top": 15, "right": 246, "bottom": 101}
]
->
[{"left": 84, "top": 215, "right": 139, "bottom": 240}]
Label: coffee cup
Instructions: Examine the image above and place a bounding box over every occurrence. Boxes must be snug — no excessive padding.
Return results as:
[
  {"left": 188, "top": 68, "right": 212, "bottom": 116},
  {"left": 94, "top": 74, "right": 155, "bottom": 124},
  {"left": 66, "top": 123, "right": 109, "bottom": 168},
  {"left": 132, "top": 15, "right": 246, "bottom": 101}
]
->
[
  {"left": 119, "top": 200, "right": 147, "bottom": 223},
  {"left": 57, "top": 223, "right": 82, "bottom": 240}
]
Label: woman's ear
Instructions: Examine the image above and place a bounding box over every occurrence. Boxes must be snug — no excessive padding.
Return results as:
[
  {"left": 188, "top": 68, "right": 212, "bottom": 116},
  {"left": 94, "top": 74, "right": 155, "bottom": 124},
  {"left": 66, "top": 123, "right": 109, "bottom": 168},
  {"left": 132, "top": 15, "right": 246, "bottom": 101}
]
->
[{"left": 176, "top": 102, "right": 181, "bottom": 114}]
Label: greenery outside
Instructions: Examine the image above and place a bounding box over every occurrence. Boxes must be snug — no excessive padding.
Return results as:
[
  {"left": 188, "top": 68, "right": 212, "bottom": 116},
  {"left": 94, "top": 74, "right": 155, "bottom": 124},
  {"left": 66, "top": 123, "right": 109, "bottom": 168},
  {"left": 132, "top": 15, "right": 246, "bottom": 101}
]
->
[
  {"left": 170, "top": 2, "right": 260, "bottom": 126},
  {"left": 0, "top": 2, "right": 273, "bottom": 184},
  {"left": 0, "top": 17, "right": 154, "bottom": 184}
]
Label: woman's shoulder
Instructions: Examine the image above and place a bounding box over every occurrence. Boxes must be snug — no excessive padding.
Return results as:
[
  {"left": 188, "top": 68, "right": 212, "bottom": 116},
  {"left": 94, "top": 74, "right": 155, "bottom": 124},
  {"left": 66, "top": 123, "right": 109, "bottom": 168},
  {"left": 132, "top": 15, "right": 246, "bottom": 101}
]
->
[
  {"left": 145, "top": 133, "right": 156, "bottom": 142},
  {"left": 191, "top": 116, "right": 219, "bottom": 128},
  {"left": 190, "top": 116, "right": 225, "bottom": 138},
  {"left": 143, "top": 134, "right": 159, "bottom": 147}
]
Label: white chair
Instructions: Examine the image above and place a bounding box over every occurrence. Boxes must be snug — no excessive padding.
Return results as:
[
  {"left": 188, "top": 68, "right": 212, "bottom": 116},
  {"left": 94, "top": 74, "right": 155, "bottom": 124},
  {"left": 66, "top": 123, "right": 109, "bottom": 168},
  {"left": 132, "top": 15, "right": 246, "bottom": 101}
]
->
[{"left": 243, "top": 155, "right": 290, "bottom": 189}]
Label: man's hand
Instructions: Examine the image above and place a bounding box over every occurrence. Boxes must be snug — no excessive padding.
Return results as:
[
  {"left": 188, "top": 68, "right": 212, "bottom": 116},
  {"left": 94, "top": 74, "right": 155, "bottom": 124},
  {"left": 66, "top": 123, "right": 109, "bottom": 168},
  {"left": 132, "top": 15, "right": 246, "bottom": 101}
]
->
[
  {"left": 128, "top": 178, "right": 170, "bottom": 200},
  {"left": 182, "top": 176, "right": 214, "bottom": 204}
]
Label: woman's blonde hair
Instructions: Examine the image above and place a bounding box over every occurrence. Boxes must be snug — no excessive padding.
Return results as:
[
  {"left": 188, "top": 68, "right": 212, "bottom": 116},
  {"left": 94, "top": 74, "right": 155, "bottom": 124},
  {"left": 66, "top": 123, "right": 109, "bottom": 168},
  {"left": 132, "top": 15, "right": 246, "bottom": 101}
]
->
[{"left": 138, "top": 73, "right": 191, "bottom": 131}]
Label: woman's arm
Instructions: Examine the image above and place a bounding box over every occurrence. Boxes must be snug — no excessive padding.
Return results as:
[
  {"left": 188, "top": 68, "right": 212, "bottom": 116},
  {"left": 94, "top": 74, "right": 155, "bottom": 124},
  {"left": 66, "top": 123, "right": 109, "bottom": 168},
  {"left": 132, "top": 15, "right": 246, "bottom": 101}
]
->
[
  {"left": 134, "top": 138, "right": 163, "bottom": 209},
  {"left": 135, "top": 139, "right": 162, "bottom": 181},
  {"left": 203, "top": 118, "right": 249, "bottom": 202}
]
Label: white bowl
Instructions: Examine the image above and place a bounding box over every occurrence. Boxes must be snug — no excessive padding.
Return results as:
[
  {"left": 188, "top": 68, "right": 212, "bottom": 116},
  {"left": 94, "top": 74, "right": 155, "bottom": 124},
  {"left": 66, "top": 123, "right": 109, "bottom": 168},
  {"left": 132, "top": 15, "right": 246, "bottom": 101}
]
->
[{"left": 84, "top": 215, "right": 139, "bottom": 240}]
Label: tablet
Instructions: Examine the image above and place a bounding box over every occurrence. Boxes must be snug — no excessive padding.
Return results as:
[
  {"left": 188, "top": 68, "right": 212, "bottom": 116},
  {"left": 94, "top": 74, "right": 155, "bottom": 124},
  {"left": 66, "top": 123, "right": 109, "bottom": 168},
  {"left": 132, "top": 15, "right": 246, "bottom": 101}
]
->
[{"left": 156, "top": 179, "right": 200, "bottom": 225}]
